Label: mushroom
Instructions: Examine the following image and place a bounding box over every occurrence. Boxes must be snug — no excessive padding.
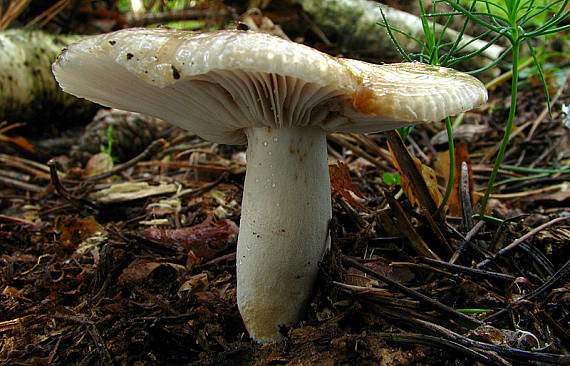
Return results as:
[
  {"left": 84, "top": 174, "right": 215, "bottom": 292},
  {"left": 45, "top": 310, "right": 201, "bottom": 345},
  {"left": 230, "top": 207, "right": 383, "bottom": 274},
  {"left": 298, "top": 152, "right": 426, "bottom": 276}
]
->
[{"left": 52, "top": 27, "right": 487, "bottom": 342}]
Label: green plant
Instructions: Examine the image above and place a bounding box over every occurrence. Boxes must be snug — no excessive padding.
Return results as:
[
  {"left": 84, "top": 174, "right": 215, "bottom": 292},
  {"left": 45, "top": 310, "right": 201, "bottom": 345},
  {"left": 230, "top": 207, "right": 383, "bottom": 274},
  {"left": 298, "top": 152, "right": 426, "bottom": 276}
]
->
[
  {"left": 100, "top": 124, "right": 118, "bottom": 165},
  {"left": 379, "top": 0, "right": 570, "bottom": 218},
  {"left": 379, "top": 0, "right": 471, "bottom": 214},
  {"left": 382, "top": 172, "right": 402, "bottom": 186},
  {"left": 443, "top": 0, "right": 569, "bottom": 217}
]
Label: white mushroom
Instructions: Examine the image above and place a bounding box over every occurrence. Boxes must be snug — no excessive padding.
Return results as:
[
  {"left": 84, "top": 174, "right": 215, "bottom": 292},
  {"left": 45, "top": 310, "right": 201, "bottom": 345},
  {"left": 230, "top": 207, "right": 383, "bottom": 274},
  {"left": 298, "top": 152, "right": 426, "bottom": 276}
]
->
[{"left": 52, "top": 27, "right": 487, "bottom": 342}]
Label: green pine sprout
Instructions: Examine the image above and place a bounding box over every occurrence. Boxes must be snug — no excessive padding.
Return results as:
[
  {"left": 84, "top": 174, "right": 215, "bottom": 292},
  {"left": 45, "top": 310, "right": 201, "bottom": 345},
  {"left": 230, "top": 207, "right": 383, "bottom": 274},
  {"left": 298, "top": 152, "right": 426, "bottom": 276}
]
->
[
  {"left": 378, "top": 0, "right": 469, "bottom": 214},
  {"left": 382, "top": 172, "right": 402, "bottom": 186},
  {"left": 100, "top": 124, "right": 118, "bottom": 165},
  {"left": 456, "top": 308, "right": 491, "bottom": 314},
  {"left": 378, "top": 0, "right": 569, "bottom": 218},
  {"left": 440, "top": 0, "right": 569, "bottom": 217}
]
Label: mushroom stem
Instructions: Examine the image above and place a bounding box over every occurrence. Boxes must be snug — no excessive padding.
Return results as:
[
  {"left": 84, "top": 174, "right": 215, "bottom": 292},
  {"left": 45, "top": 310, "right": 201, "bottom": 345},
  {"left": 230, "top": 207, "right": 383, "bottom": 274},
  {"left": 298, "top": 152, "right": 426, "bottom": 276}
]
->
[{"left": 237, "top": 126, "right": 331, "bottom": 342}]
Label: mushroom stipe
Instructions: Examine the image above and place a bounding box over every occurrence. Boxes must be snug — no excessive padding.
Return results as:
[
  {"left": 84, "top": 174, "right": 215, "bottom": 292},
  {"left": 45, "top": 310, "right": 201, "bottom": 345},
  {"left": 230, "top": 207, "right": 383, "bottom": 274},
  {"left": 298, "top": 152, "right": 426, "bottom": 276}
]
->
[{"left": 52, "top": 27, "right": 487, "bottom": 342}]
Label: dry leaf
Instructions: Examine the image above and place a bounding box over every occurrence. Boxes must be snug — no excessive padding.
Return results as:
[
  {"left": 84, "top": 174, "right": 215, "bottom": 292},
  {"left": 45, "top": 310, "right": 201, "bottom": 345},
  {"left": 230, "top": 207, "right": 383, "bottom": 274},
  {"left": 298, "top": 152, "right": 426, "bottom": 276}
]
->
[
  {"left": 435, "top": 141, "right": 475, "bottom": 216},
  {"left": 329, "top": 161, "right": 366, "bottom": 209},
  {"left": 118, "top": 260, "right": 186, "bottom": 287},
  {"left": 145, "top": 218, "right": 239, "bottom": 262},
  {"left": 4, "top": 136, "right": 35, "bottom": 153},
  {"left": 84, "top": 152, "right": 113, "bottom": 177},
  {"left": 179, "top": 272, "right": 209, "bottom": 295},
  {"left": 54, "top": 215, "right": 103, "bottom": 247},
  {"left": 388, "top": 144, "right": 442, "bottom": 209},
  {"left": 89, "top": 181, "right": 177, "bottom": 204}
]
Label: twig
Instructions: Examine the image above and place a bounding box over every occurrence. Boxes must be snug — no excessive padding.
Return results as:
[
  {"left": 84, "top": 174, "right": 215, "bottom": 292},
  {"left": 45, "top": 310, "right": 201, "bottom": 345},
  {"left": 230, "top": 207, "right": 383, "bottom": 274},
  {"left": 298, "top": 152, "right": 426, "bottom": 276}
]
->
[
  {"left": 335, "top": 195, "right": 368, "bottom": 228},
  {"left": 201, "top": 252, "right": 236, "bottom": 267},
  {"left": 449, "top": 220, "right": 485, "bottom": 264},
  {"left": 0, "top": 174, "right": 43, "bottom": 192},
  {"left": 419, "top": 256, "right": 516, "bottom": 282},
  {"left": 0, "top": 0, "right": 31, "bottom": 30},
  {"left": 474, "top": 183, "right": 567, "bottom": 199},
  {"left": 478, "top": 216, "right": 570, "bottom": 268},
  {"left": 484, "top": 259, "right": 570, "bottom": 322},
  {"left": 342, "top": 255, "right": 483, "bottom": 329},
  {"left": 421, "top": 206, "right": 454, "bottom": 258},
  {"left": 299, "top": 10, "right": 331, "bottom": 45},
  {"left": 408, "top": 316, "right": 567, "bottom": 364},
  {"left": 481, "top": 67, "right": 569, "bottom": 163},
  {"left": 327, "top": 133, "right": 387, "bottom": 170},
  {"left": 459, "top": 161, "right": 474, "bottom": 232},
  {"left": 84, "top": 138, "right": 167, "bottom": 182},
  {"left": 47, "top": 160, "right": 99, "bottom": 211},
  {"left": 0, "top": 153, "right": 51, "bottom": 178},
  {"left": 385, "top": 130, "right": 440, "bottom": 218},
  {"left": 87, "top": 325, "right": 113, "bottom": 365},
  {"left": 527, "top": 67, "right": 570, "bottom": 141},
  {"left": 384, "top": 193, "right": 440, "bottom": 260},
  {"left": 25, "top": 0, "right": 69, "bottom": 28},
  {"left": 375, "top": 332, "right": 508, "bottom": 366},
  {"left": 377, "top": 302, "right": 567, "bottom": 364}
]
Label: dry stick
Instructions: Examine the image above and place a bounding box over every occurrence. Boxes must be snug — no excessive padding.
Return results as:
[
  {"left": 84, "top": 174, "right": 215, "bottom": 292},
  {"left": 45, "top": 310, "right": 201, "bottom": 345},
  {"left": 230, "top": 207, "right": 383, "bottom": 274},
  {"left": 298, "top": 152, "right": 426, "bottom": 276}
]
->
[
  {"left": 459, "top": 161, "right": 473, "bottom": 233},
  {"left": 0, "top": 153, "right": 51, "bottom": 177},
  {"left": 334, "top": 281, "right": 420, "bottom": 307},
  {"left": 25, "top": 0, "right": 69, "bottom": 28},
  {"left": 175, "top": 171, "right": 229, "bottom": 199},
  {"left": 384, "top": 193, "right": 440, "bottom": 260},
  {"left": 335, "top": 195, "right": 368, "bottom": 228},
  {"left": 419, "top": 257, "right": 516, "bottom": 282},
  {"left": 449, "top": 221, "right": 485, "bottom": 265},
  {"left": 477, "top": 216, "right": 570, "bottom": 269},
  {"left": 47, "top": 160, "right": 99, "bottom": 211},
  {"left": 0, "top": 174, "right": 43, "bottom": 192},
  {"left": 350, "top": 133, "right": 393, "bottom": 162},
  {"left": 342, "top": 255, "right": 483, "bottom": 328},
  {"left": 421, "top": 207, "right": 454, "bottom": 258},
  {"left": 369, "top": 306, "right": 510, "bottom": 365},
  {"left": 390, "top": 261, "right": 466, "bottom": 281},
  {"left": 527, "top": 67, "right": 570, "bottom": 141},
  {"left": 474, "top": 183, "right": 566, "bottom": 199},
  {"left": 0, "top": 0, "right": 31, "bottom": 30},
  {"left": 481, "top": 67, "right": 570, "bottom": 164},
  {"left": 527, "top": 141, "right": 562, "bottom": 170},
  {"left": 47, "top": 336, "right": 62, "bottom": 365},
  {"left": 406, "top": 315, "right": 568, "bottom": 364},
  {"left": 137, "top": 160, "right": 234, "bottom": 173},
  {"left": 384, "top": 130, "right": 451, "bottom": 256},
  {"left": 84, "top": 138, "right": 168, "bottom": 182},
  {"left": 52, "top": 312, "right": 113, "bottom": 364},
  {"left": 327, "top": 133, "right": 387, "bottom": 170},
  {"left": 299, "top": 10, "right": 332, "bottom": 46},
  {"left": 86, "top": 323, "right": 113, "bottom": 365},
  {"left": 0, "top": 214, "right": 35, "bottom": 225},
  {"left": 385, "top": 130, "right": 440, "bottom": 218},
  {"left": 374, "top": 332, "right": 508, "bottom": 366},
  {"left": 484, "top": 258, "right": 570, "bottom": 323}
]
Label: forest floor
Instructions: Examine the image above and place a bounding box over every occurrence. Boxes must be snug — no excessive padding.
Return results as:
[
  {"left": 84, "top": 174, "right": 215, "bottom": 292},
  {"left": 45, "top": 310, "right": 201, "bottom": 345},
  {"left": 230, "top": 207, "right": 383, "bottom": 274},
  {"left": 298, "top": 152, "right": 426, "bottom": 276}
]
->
[{"left": 1, "top": 1, "right": 569, "bottom": 365}]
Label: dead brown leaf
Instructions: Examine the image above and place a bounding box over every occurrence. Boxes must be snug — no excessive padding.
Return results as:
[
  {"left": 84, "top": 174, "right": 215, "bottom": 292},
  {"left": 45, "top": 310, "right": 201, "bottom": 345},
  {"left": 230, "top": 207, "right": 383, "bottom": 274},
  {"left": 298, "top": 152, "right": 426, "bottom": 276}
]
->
[
  {"left": 54, "top": 215, "right": 103, "bottom": 247},
  {"left": 387, "top": 134, "right": 442, "bottom": 211},
  {"left": 144, "top": 218, "right": 239, "bottom": 262},
  {"left": 329, "top": 161, "right": 366, "bottom": 209},
  {"left": 118, "top": 260, "right": 185, "bottom": 287},
  {"left": 435, "top": 141, "right": 475, "bottom": 216}
]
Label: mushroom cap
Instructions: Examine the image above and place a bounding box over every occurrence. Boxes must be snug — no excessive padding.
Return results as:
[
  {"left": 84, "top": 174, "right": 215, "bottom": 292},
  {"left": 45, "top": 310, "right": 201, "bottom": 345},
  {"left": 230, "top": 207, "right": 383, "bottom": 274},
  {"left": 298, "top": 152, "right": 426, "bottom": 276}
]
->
[{"left": 52, "top": 27, "right": 487, "bottom": 144}]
